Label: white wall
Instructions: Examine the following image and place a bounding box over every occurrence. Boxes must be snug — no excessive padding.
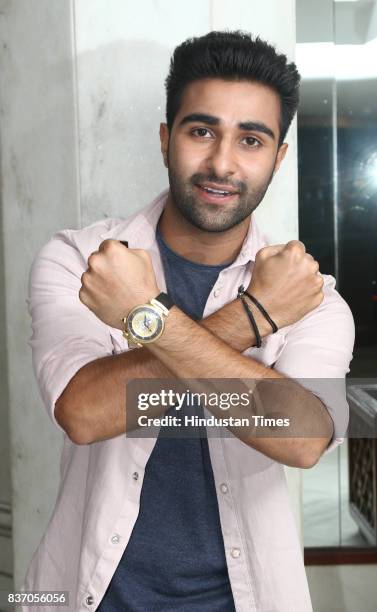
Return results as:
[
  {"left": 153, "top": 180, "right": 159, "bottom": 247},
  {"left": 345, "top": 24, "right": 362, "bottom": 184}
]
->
[
  {"left": 0, "top": 200, "right": 12, "bottom": 593},
  {"left": 0, "top": 0, "right": 299, "bottom": 590},
  {"left": 74, "top": 0, "right": 299, "bottom": 244},
  {"left": 0, "top": 0, "right": 80, "bottom": 591}
]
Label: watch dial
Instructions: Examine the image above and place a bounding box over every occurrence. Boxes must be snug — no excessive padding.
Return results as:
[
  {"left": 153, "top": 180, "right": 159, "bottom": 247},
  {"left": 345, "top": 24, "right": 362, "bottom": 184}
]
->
[{"left": 127, "top": 306, "right": 163, "bottom": 342}]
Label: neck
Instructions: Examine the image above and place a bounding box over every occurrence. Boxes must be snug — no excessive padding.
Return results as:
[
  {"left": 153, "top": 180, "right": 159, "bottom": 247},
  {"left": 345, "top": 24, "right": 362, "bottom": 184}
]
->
[{"left": 158, "top": 191, "right": 251, "bottom": 266}]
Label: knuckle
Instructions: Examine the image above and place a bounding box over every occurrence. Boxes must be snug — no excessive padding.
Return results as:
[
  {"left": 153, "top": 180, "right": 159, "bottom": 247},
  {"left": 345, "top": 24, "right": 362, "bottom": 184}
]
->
[
  {"left": 315, "top": 274, "right": 324, "bottom": 289},
  {"left": 81, "top": 270, "right": 92, "bottom": 289},
  {"left": 256, "top": 246, "right": 276, "bottom": 260},
  {"left": 78, "top": 287, "right": 86, "bottom": 303},
  {"left": 99, "top": 238, "right": 117, "bottom": 252},
  {"left": 136, "top": 248, "right": 151, "bottom": 261},
  {"left": 298, "top": 240, "right": 306, "bottom": 251},
  {"left": 286, "top": 240, "right": 306, "bottom": 253},
  {"left": 256, "top": 246, "right": 269, "bottom": 258},
  {"left": 285, "top": 240, "right": 298, "bottom": 249},
  {"left": 87, "top": 253, "right": 98, "bottom": 268}
]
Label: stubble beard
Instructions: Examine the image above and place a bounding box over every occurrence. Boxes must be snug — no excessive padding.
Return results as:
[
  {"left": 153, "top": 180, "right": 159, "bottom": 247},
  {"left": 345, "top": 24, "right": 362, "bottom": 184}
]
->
[{"left": 167, "top": 167, "right": 275, "bottom": 233}]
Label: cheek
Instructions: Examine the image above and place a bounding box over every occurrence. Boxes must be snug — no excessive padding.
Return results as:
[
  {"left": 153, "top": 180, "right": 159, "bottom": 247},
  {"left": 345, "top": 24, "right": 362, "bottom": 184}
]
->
[
  {"left": 242, "top": 155, "right": 276, "bottom": 182},
  {"left": 169, "top": 140, "right": 205, "bottom": 175}
]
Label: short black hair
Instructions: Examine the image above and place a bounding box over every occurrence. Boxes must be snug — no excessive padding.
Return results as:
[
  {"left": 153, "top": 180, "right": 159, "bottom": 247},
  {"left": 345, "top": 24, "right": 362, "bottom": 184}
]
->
[{"left": 165, "top": 30, "right": 301, "bottom": 145}]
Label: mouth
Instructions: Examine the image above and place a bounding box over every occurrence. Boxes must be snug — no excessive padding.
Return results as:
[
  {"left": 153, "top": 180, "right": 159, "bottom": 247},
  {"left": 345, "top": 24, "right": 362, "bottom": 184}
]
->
[{"left": 194, "top": 183, "right": 240, "bottom": 204}]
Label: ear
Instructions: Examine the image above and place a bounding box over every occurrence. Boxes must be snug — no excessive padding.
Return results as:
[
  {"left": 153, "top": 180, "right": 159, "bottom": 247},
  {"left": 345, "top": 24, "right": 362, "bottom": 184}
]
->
[
  {"left": 272, "top": 143, "right": 288, "bottom": 176},
  {"left": 159, "top": 123, "right": 169, "bottom": 168}
]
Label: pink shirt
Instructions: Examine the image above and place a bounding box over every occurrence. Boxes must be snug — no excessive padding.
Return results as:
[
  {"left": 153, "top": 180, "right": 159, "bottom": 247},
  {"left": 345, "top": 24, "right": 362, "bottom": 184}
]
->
[{"left": 24, "top": 189, "right": 355, "bottom": 611}]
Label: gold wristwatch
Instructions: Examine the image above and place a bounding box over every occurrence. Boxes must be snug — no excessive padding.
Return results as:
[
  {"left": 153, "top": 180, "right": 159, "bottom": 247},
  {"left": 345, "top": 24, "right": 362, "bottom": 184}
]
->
[{"left": 122, "top": 292, "right": 174, "bottom": 348}]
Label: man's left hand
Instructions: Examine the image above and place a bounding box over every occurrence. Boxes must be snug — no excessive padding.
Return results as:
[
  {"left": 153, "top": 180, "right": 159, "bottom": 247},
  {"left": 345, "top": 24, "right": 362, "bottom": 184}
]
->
[{"left": 79, "top": 239, "right": 160, "bottom": 329}]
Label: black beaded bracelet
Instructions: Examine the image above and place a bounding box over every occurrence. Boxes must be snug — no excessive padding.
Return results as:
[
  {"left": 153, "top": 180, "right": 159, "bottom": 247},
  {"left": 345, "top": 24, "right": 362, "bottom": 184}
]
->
[
  {"left": 238, "top": 294, "right": 262, "bottom": 348},
  {"left": 238, "top": 285, "right": 278, "bottom": 334}
]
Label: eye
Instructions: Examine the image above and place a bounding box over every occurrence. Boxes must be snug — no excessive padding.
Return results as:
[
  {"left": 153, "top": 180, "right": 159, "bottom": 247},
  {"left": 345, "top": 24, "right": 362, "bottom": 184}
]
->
[
  {"left": 191, "top": 127, "right": 213, "bottom": 138},
  {"left": 241, "top": 136, "right": 261, "bottom": 148}
]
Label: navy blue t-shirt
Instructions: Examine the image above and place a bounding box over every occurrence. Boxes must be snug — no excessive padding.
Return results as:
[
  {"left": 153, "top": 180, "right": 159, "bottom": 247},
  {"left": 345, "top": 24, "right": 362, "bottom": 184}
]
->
[{"left": 97, "top": 224, "right": 236, "bottom": 611}]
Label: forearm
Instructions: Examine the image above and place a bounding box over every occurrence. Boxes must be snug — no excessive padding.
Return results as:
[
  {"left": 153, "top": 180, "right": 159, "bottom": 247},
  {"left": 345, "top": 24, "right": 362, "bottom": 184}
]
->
[
  {"left": 55, "top": 297, "right": 269, "bottom": 444},
  {"left": 55, "top": 346, "right": 173, "bottom": 444},
  {"left": 147, "top": 306, "right": 334, "bottom": 468},
  {"left": 202, "top": 295, "right": 271, "bottom": 350}
]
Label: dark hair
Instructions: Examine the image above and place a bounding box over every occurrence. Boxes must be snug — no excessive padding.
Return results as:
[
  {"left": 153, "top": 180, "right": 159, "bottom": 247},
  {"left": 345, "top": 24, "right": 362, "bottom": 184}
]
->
[{"left": 165, "top": 30, "right": 301, "bottom": 145}]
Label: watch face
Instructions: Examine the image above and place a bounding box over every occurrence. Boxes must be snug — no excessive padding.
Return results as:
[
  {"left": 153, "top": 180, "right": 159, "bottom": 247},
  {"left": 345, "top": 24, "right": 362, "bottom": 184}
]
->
[{"left": 127, "top": 305, "right": 164, "bottom": 343}]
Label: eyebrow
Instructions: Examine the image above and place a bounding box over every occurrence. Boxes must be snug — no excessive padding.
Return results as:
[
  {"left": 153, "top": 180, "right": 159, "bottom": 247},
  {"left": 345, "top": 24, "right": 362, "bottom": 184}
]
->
[{"left": 179, "top": 113, "right": 276, "bottom": 141}]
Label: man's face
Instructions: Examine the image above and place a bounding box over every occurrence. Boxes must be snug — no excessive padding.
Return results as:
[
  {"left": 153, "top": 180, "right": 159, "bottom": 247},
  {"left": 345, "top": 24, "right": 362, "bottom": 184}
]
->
[{"left": 160, "top": 78, "right": 288, "bottom": 233}]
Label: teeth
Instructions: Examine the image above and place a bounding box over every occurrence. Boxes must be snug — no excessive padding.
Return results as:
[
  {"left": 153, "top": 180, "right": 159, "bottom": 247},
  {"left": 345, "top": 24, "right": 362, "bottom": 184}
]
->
[{"left": 202, "top": 186, "right": 232, "bottom": 195}]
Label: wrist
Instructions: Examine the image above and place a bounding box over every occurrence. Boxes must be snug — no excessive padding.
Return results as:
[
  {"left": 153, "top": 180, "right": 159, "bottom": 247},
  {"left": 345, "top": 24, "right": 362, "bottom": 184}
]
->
[
  {"left": 123, "top": 287, "right": 161, "bottom": 317},
  {"left": 237, "top": 298, "right": 271, "bottom": 343},
  {"left": 114, "top": 288, "right": 161, "bottom": 331},
  {"left": 248, "top": 301, "right": 273, "bottom": 339},
  {"left": 243, "top": 287, "right": 279, "bottom": 336},
  {"left": 122, "top": 290, "right": 173, "bottom": 348}
]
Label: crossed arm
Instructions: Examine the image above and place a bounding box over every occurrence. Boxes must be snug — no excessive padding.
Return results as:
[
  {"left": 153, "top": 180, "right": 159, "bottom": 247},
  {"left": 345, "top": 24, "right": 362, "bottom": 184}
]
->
[{"left": 56, "top": 295, "right": 334, "bottom": 468}]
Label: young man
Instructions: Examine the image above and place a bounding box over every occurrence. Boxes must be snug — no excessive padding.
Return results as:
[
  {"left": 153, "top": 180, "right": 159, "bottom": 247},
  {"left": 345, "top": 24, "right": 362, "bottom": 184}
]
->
[{"left": 25, "top": 31, "right": 354, "bottom": 611}]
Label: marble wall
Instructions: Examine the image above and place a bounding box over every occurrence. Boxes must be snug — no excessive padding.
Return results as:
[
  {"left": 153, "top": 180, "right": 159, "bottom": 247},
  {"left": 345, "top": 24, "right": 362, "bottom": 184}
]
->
[{"left": 0, "top": 0, "right": 298, "bottom": 589}]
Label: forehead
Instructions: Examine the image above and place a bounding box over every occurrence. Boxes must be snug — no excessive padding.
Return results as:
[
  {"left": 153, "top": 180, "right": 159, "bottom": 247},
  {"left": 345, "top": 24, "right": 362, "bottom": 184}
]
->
[{"left": 175, "top": 78, "right": 281, "bottom": 137}]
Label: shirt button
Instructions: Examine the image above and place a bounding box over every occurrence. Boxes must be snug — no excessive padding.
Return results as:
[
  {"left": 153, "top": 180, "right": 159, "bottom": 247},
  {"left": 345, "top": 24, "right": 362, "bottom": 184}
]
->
[
  {"left": 214, "top": 289, "right": 221, "bottom": 297},
  {"left": 111, "top": 534, "right": 120, "bottom": 544},
  {"left": 85, "top": 595, "right": 94, "bottom": 606},
  {"left": 231, "top": 547, "right": 241, "bottom": 559},
  {"left": 132, "top": 471, "right": 139, "bottom": 480},
  {"left": 220, "top": 483, "right": 228, "bottom": 494}
]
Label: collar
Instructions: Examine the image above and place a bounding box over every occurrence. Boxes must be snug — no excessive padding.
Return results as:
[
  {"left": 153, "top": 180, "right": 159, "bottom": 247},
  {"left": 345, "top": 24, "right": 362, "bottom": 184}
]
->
[{"left": 98, "top": 188, "right": 269, "bottom": 267}]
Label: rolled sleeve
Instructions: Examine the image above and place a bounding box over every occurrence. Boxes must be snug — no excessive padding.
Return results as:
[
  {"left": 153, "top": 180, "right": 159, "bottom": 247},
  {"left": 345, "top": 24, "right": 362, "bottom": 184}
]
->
[
  {"left": 27, "top": 231, "right": 114, "bottom": 433},
  {"left": 273, "top": 275, "right": 355, "bottom": 454}
]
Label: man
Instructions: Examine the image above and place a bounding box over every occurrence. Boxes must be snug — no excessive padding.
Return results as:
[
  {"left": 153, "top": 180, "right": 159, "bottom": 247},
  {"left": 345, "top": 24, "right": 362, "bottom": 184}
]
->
[{"left": 24, "top": 31, "right": 354, "bottom": 611}]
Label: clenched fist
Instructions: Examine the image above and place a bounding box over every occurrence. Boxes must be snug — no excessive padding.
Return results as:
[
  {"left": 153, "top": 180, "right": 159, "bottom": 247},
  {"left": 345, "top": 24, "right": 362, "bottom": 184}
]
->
[
  {"left": 79, "top": 239, "right": 160, "bottom": 329},
  {"left": 247, "top": 240, "right": 324, "bottom": 329}
]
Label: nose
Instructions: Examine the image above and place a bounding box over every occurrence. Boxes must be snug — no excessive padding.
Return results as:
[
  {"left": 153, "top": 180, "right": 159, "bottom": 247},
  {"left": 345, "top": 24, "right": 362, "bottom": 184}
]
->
[{"left": 205, "top": 138, "right": 237, "bottom": 178}]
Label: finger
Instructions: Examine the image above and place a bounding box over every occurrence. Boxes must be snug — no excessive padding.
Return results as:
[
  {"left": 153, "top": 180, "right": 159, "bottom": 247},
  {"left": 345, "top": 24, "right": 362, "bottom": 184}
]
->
[
  {"left": 285, "top": 240, "right": 306, "bottom": 253},
  {"left": 79, "top": 286, "right": 90, "bottom": 306},
  {"left": 257, "top": 244, "right": 285, "bottom": 259},
  {"left": 99, "top": 238, "right": 118, "bottom": 252},
  {"left": 131, "top": 248, "right": 151, "bottom": 259},
  {"left": 266, "top": 244, "right": 285, "bottom": 256},
  {"left": 87, "top": 252, "right": 100, "bottom": 269}
]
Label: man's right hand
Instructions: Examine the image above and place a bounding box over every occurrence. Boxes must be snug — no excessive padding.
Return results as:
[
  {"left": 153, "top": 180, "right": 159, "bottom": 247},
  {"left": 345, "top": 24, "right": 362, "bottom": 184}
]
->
[{"left": 247, "top": 240, "right": 324, "bottom": 330}]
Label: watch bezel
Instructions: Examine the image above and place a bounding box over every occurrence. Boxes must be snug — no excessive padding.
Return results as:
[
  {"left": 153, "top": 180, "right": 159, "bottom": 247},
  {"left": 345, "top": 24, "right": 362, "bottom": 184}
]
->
[{"left": 125, "top": 303, "right": 165, "bottom": 344}]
